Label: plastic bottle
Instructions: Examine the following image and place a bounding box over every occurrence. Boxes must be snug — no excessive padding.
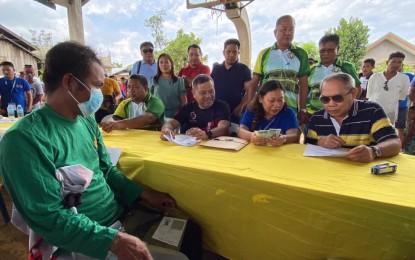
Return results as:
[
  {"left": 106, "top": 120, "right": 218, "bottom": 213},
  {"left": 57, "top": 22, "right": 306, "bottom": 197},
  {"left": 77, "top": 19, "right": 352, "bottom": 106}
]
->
[
  {"left": 16, "top": 104, "right": 24, "bottom": 118},
  {"left": 7, "top": 103, "right": 15, "bottom": 121}
]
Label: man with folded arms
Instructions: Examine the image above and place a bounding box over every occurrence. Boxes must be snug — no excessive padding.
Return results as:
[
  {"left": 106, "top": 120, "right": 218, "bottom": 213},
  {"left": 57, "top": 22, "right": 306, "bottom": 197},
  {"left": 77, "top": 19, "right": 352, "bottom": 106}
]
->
[
  {"left": 161, "top": 74, "right": 230, "bottom": 141},
  {"left": 305, "top": 73, "right": 401, "bottom": 163}
]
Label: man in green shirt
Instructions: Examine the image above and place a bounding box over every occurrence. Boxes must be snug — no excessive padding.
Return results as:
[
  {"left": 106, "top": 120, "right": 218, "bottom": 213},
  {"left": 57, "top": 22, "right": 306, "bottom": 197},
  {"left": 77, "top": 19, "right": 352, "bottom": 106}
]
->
[
  {"left": 0, "top": 41, "right": 178, "bottom": 259},
  {"left": 307, "top": 34, "right": 362, "bottom": 115},
  {"left": 247, "top": 15, "right": 310, "bottom": 124},
  {"left": 100, "top": 74, "right": 165, "bottom": 132}
]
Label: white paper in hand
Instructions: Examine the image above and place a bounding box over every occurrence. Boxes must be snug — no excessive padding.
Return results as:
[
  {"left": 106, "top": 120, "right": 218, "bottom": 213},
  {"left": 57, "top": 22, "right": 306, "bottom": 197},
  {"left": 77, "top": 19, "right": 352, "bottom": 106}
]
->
[{"left": 163, "top": 134, "right": 200, "bottom": 147}]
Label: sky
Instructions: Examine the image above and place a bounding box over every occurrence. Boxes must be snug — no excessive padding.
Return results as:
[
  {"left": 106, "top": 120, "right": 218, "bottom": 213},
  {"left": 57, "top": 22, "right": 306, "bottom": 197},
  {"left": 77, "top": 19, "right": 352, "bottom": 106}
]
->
[{"left": 0, "top": 0, "right": 414, "bottom": 73}]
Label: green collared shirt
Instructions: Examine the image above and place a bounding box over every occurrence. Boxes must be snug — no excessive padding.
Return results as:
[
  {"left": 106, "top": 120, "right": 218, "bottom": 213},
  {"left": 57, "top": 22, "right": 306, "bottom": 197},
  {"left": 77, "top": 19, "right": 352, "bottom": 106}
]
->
[{"left": 307, "top": 58, "right": 361, "bottom": 114}]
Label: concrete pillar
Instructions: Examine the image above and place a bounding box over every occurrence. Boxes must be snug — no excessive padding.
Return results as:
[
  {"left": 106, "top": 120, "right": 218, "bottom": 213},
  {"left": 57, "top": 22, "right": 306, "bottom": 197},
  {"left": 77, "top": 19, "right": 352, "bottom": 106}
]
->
[
  {"left": 226, "top": 3, "right": 252, "bottom": 67},
  {"left": 53, "top": 0, "right": 85, "bottom": 44}
]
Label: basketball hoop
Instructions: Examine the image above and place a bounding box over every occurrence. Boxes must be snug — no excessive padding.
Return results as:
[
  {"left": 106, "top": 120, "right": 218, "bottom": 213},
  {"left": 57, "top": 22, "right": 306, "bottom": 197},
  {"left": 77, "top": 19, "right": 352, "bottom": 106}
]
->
[
  {"left": 210, "top": 3, "right": 226, "bottom": 25},
  {"left": 186, "top": 0, "right": 255, "bottom": 25}
]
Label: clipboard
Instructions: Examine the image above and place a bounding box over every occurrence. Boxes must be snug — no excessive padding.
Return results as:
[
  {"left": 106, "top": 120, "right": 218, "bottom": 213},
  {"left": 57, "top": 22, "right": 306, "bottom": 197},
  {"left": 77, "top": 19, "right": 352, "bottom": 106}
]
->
[{"left": 199, "top": 136, "right": 249, "bottom": 151}]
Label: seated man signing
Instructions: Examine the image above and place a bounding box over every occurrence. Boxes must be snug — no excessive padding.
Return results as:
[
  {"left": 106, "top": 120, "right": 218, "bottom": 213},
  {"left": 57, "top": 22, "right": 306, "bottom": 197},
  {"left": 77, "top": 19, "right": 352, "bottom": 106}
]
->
[
  {"left": 305, "top": 73, "right": 401, "bottom": 163},
  {"left": 100, "top": 74, "right": 164, "bottom": 132},
  {"left": 161, "top": 74, "right": 230, "bottom": 140}
]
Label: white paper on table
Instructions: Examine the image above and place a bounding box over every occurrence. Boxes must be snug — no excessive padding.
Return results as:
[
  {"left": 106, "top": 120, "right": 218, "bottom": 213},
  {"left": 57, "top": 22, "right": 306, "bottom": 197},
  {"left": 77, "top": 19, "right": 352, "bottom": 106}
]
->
[
  {"left": 152, "top": 217, "right": 187, "bottom": 247},
  {"left": 303, "top": 144, "right": 349, "bottom": 157},
  {"left": 163, "top": 134, "right": 200, "bottom": 147},
  {"left": 0, "top": 117, "right": 13, "bottom": 124},
  {"left": 106, "top": 147, "right": 122, "bottom": 166}
]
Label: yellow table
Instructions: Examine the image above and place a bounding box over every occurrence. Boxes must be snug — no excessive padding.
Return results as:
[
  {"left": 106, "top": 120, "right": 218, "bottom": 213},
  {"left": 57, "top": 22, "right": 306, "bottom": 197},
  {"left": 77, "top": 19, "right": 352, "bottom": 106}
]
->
[
  {"left": 0, "top": 119, "right": 17, "bottom": 136},
  {"left": 106, "top": 130, "right": 415, "bottom": 259}
]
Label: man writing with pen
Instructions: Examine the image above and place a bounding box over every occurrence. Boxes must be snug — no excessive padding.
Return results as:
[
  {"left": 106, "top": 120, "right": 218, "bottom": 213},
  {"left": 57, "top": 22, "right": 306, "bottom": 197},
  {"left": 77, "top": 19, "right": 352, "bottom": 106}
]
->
[
  {"left": 160, "top": 74, "right": 230, "bottom": 141},
  {"left": 305, "top": 73, "right": 401, "bottom": 163}
]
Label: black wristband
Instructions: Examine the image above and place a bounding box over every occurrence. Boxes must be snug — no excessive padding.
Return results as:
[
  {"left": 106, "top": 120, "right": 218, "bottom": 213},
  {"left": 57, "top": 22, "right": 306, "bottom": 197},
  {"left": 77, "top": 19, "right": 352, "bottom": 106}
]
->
[{"left": 206, "top": 130, "right": 213, "bottom": 139}]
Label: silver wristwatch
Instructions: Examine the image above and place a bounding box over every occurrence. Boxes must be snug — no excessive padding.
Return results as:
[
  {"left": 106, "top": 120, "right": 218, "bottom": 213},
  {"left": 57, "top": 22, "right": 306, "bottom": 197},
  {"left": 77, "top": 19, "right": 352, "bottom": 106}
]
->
[{"left": 370, "top": 146, "right": 381, "bottom": 158}]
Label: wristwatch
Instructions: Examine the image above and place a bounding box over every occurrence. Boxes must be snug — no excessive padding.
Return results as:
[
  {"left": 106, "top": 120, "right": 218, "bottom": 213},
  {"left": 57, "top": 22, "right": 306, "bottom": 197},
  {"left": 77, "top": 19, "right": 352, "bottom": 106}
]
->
[
  {"left": 281, "top": 135, "right": 287, "bottom": 144},
  {"left": 206, "top": 130, "right": 213, "bottom": 139},
  {"left": 370, "top": 146, "right": 381, "bottom": 158}
]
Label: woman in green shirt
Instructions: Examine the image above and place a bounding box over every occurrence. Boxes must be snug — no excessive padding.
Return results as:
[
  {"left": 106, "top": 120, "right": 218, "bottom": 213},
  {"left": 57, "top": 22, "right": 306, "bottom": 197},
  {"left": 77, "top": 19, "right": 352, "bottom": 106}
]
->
[{"left": 149, "top": 53, "right": 187, "bottom": 118}]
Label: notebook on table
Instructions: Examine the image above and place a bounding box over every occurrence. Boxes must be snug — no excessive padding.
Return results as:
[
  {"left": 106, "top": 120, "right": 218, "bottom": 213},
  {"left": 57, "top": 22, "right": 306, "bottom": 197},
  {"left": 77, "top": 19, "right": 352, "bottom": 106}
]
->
[{"left": 199, "top": 136, "right": 249, "bottom": 151}]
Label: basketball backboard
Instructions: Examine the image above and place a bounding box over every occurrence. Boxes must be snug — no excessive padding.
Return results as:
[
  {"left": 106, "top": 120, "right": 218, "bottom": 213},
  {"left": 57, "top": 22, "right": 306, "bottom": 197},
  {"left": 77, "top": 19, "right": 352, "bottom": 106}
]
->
[{"left": 186, "top": 0, "right": 254, "bottom": 11}]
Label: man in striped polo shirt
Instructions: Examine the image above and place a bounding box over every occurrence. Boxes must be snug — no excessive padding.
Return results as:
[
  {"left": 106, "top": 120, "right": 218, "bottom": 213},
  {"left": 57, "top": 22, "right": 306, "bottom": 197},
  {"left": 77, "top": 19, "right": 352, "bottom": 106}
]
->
[{"left": 305, "top": 73, "right": 401, "bottom": 163}]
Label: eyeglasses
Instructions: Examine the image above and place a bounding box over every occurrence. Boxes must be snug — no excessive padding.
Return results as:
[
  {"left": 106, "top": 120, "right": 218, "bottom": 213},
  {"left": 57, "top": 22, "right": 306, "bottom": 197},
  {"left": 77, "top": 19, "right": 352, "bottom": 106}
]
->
[
  {"left": 319, "top": 89, "right": 352, "bottom": 104},
  {"left": 383, "top": 80, "right": 389, "bottom": 91},
  {"left": 142, "top": 48, "right": 153, "bottom": 54}
]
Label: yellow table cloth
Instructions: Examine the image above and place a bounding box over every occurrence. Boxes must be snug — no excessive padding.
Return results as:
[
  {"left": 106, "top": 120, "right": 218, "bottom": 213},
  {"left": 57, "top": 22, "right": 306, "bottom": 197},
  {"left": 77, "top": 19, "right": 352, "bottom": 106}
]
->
[
  {"left": 3, "top": 123, "right": 408, "bottom": 260},
  {"left": 103, "top": 129, "right": 415, "bottom": 259}
]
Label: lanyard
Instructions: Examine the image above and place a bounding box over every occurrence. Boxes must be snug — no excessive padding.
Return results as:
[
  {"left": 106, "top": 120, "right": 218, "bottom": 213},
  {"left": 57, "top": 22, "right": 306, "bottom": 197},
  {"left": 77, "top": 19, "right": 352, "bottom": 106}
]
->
[
  {"left": 11, "top": 79, "right": 16, "bottom": 93},
  {"left": 5, "top": 78, "right": 17, "bottom": 93},
  {"left": 262, "top": 116, "right": 276, "bottom": 130}
]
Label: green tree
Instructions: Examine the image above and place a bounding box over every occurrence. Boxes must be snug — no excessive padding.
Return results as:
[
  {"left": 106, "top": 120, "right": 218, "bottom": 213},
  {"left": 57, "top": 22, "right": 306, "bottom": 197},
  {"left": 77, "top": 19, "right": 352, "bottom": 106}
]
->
[
  {"left": 300, "top": 42, "right": 319, "bottom": 60},
  {"left": 112, "top": 62, "right": 122, "bottom": 68},
  {"left": 28, "top": 29, "right": 53, "bottom": 47},
  {"left": 158, "top": 29, "right": 208, "bottom": 74},
  {"left": 144, "top": 11, "right": 207, "bottom": 74},
  {"left": 373, "top": 60, "right": 414, "bottom": 73},
  {"left": 326, "top": 17, "right": 370, "bottom": 70},
  {"left": 144, "top": 10, "right": 168, "bottom": 51}
]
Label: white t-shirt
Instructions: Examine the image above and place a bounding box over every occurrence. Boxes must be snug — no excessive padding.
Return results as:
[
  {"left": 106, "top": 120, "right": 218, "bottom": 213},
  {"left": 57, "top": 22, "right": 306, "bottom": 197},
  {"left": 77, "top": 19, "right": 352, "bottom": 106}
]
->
[
  {"left": 129, "top": 102, "right": 144, "bottom": 118},
  {"left": 29, "top": 80, "right": 44, "bottom": 109},
  {"left": 367, "top": 72, "right": 410, "bottom": 124},
  {"left": 360, "top": 76, "right": 369, "bottom": 90}
]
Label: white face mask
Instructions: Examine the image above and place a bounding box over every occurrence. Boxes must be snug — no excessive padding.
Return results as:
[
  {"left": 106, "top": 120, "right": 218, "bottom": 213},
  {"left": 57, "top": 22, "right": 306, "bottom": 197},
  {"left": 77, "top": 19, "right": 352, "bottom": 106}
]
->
[{"left": 68, "top": 76, "right": 103, "bottom": 117}]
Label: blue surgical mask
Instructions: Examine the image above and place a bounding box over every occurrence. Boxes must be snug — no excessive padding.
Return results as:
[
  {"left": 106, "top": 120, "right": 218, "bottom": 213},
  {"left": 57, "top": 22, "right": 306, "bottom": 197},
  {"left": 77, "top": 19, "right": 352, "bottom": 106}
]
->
[{"left": 68, "top": 76, "right": 103, "bottom": 117}]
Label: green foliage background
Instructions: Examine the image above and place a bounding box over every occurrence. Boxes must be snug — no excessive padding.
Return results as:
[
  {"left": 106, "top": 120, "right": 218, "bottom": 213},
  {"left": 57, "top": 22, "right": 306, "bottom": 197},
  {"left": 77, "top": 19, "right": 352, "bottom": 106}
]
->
[
  {"left": 145, "top": 12, "right": 208, "bottom": 74},
  {"left": 326, "top": 17, "right": 370, "bottom": 70}
]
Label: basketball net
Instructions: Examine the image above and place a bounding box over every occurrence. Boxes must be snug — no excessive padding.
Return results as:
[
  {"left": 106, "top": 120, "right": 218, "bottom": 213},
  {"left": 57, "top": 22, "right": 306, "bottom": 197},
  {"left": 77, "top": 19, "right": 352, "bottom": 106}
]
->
[{"left": 210, "top": 0, "right": 227, "bottom": 30}]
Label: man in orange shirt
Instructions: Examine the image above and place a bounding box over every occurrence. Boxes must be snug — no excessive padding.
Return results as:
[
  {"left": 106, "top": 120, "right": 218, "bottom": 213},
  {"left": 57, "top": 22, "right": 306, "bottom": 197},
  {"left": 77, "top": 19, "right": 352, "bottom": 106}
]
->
[{"left": 95, "top": 76, "right": 122, "bottom": 123}]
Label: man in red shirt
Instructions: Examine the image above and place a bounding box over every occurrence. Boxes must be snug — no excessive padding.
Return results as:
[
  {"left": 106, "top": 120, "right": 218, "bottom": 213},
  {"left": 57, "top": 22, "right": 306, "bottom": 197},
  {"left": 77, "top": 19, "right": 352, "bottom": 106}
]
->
[{"left": 178, "top": 44, "right": 210, "bottom": 102}]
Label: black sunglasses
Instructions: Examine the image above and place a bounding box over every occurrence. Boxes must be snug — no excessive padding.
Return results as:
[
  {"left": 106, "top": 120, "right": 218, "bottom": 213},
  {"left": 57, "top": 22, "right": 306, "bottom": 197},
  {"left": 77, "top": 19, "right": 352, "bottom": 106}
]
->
[
  {"left": 142, "top": 48, "right": 153, "bottom": 54},
  {"left": 319, "top": 89, "right": 353, "bottom": 104},
  {"left": 383, "top": 80, "right": 389, "bottom": 91}
]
